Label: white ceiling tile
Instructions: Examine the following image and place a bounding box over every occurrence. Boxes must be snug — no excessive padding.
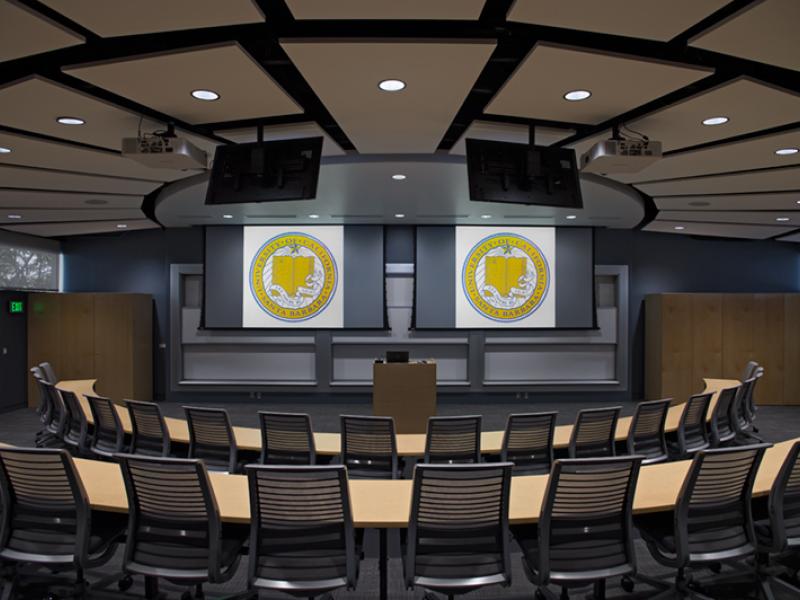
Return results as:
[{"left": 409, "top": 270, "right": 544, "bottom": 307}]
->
[
  {"left": 644, "top": 219, "right": 793, "bottom": 239},
  {"left": 636, "top": 166, "right": 800, "bottom": 196},
  {"left": 0, "top": 165, "right": 161, "bottom": 195},
  {"left": 690, "top": 0, "right": 800, "bottom": 72},
  {"left": 508, "top": 0, "right": 729, "bottom": 42},
  {"left": 64, "top": 43, "right": 303, "bottom": 124},
  {"left": 0, "top": 189, "right": 142, "bottom": 210},
  {"left": 39, "top": 0, "right": 264, "bottom": 37},
  {"left": 281, "top": 39, "right": 496, "bottom": 153},
  {"left": 285, "top": 0, "right": 486, "bottom": 20},
  {"left": 485, "top": 43, "right": 712, "bottom": 125},
  {"left": 0, "top": 0, "right": 84, "bottom": 63}
]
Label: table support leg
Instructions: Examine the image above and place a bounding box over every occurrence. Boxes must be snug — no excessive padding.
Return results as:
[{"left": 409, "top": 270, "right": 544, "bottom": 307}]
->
[{"left": 379, "top": 528, "right": 388, "bottom": 600}]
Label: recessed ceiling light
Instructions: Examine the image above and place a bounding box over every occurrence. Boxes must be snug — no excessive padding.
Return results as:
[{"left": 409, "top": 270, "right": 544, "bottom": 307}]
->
[
  {"left": 776, "top": 217, "right": 790, "bottom": 222},
  {"left": 480, "top": 214, "right": 492, "bottom": 219},
  {"left": 565, "top": 215, "right": 577, "bottom": 220},
  {"left": 394, "top": 213, "right": 405, "bottom": 219},
  {"left": 674, "top": 225, "right": 685, "bottom": 230},
  {"left": 7, "top": 214, "right": 22, "bottom": 220},
  {"left": 222, "top": 214, "right": 233, "bottom": 219},
  {"left": 775, "top": 147, "right": 799, "bottom": 156},
  {"left": 191, "top": 89, "right": 220, "bottom": 101},
  {"left": 57, "top": 116, "right": 85, "bottom": 125},
  {"left": 391, "top": 174, "right": 407, "bottom": 181},
  {"left": 702, "top": 116, "right": 728, "bottom": 126},
  {"left": 0, "top": 146, "right": 11, "bottom": 154},
  {"left": 378, "top": 79, "right": 406, "bottom": 92},
  {"left": 116, "top": 224, "right": 128, "bottom": 229},
  {"left": 308, "top": 214, "right": 320, "bottom": 219},
  {"left": 564, "top": 89, "right": 591, "bottom": 101}
]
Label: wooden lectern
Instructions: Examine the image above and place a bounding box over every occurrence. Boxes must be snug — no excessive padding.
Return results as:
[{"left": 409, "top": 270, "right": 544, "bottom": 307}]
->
[{"left": 372, "top": 361, "right": 437, "bottom": 433}]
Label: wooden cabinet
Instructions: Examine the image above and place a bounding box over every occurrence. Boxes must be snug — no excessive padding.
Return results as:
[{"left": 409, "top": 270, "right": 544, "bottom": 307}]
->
[
  {"left": 646, "top": 293, "right": 800, "bottom": 405},
  {"left": 27, "top": 293, "right": 152, "bottom": 407}
]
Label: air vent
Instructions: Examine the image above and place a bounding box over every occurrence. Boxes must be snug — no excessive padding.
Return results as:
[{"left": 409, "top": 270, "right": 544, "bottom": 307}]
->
[
  {"left": 84, "top": 199, "right": 108, "bottom": 205},
  {"left": 688, "top": 201, "right": 711, "bottom": 207}
]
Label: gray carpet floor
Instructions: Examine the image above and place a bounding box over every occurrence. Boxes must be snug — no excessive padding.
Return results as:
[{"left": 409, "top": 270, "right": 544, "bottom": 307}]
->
[{"left": 1, "top": 398, "right": 799, "bottom": 599}]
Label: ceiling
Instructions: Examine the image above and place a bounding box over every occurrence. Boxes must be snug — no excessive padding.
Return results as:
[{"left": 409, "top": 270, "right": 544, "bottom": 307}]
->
[{"left": 0, "top": 0, "right": 797, "bottom": 243}]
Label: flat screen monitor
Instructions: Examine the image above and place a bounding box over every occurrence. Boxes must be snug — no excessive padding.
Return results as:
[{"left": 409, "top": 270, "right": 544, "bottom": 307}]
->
[
  {"left": 205, "top": 137, "right": 323, "bottom": 205},
  {"left": 466, "top": 138, "right": 583, "bottom": 209},
  {"left": 385, "top": 351, "right": 410, "bottom": 363}
]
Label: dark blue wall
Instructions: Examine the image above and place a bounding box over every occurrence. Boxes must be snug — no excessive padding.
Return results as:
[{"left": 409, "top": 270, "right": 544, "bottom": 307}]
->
[{"left": 62, "top": 226, "right": 800, "bottom": 402}]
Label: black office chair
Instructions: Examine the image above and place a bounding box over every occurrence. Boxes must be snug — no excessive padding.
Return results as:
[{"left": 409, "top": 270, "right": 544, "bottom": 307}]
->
[
  {"left": 741, "top": 360, "right": 760, "bottom": 383},
  {"left": 733, "top": 377, "right": 764, "bottom": 443},
  {"left": 753, "top": 440, "right": 800, "bottom": 599},
  {"left": 424, "top": 415, "right": 482, "bottom": 464},
  {"left": 340, "top": 415, "right": 400, "bottom": 479},
  {"left": 513, "top": 456, "right": 642, "bottom": 600},
  {"left": 31, "top": 371, "right": 57, "bottom": 447},
  {"left": 126, "top": 399, "right": 171, "bottom": 457},
  {"left": 184, "top": 406, "right": 239, "bottom": 473},
  {"left": 667, "top": 393, "right": 712, "bottom": 459},
  {"left": 0, "top": 448, "right": 125, "bottom": 598},
  {"left": 500, "top": 412, "right": 556, "bottom": 475},
  {"left": 626, "top": 399, "right": 670, "bottom": 464},
  {"left": 117, "top": 454, "right": 248, "bottom": 600},
  {"left": 746, "top": 367, "right": 764, "bottom": 429},
  {"left": 633, "top": 444, "right": 771, "bottom": 599},
  {"left": 568, "top": 407, "right": 621, "bottom": 458},
  {"left": 404, "top": 463, "right": 513, "bottom": 600},
  {"left": 38, "top": 361, "right": 58, "bottom": 385},
  {"left": 258, "top": 411, "right": 316, "bottom": 465},
  {"left": 60, "top": 389, "right": 90, "bottom": 456},
  {"left": 245, "top": 465, "right": 358, "bottom": 598},
  {"left": 38, "top": 380, "right": 68, "bottom": 448},
  {"left": 86, "top": 394, "right": 125, "bottom": 459},
  {"left": 709, "top": 386, "right": 738, "bottom": 447}
]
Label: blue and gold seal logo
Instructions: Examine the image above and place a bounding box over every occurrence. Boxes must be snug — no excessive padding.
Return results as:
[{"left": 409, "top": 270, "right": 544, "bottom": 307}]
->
[
  {"left": 462, "top": 233, "right": 550, "bottom": 322},
  {"left": 249, "top": 232, "right": 337, "bottom": 322}
]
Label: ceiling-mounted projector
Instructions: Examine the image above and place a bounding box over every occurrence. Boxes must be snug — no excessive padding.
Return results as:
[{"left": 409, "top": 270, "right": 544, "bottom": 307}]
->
[
  {"left": 122, "top": 124, "right": 207, "bottom": 170},
  {"left": 580, "top": 138, "right": 662, "bottom": 175}
]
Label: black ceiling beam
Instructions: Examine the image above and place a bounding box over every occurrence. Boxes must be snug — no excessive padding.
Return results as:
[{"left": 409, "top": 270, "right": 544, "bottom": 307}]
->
[
  {"left": 663, "top": 120, "right": 800, "bottom": 157},
  {"left": 668, "top": 0, "right": 759, "bottom": 46},
  {"left": 0, "top": 123, "right": 124, "bottom": 154},
  {"left": 196, "top": 114, "right": 314, "bottom": 134}
]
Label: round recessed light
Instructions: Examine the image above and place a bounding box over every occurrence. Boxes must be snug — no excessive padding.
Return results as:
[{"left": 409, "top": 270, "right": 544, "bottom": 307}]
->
[
  {"left": 565, "top": 215, "right": 577, "bottom": 220},
  {"left": 116, "top": 223, "right": 128, "bottom": 229},
  {"left": 308, "top": 214, "right": 320, "bottom": 219},
  {"left": 191, "top": 89, "right": 220, "bottom": 101},
  {"left": 775, "top": 147, "right": 799, "bottom": 156},
  {"left": 222, "top": 214, "right": 233, "bottom": 219},
  {"left": 0, "top": 146, "right": 11, "bottom": 154},
  {"left": 564, "top": 89, "right": 591, "bottom": 102},
  {"left": 674, "top": 225, "right": 686, "bottom": 230},
  {"left": 394, "top": 213, "right": 405, "bottom": 219},
  {"left": 776, "top": 217, "right": 790, "bottom": 222},
  {"left": 480, "top": 214, "right": 492, "bottom": 219},
  {"left": 391, "top": 174, "right": 407, "bottom": 181},
  {"left": 7, "top": 214, "right": 22, "bottom": 220},
  {"left": 57, "top": 116, "right": 85, "bottom": 125},
  {"left": 702, "top": 116, "right": 729, "bottom": 126},
  {"left": 378, "top": 79, "right": 406, "bottom": 92}
]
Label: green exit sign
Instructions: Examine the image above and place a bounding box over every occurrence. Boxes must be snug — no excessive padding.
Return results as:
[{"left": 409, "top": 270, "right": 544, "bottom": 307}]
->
[{"left": 8, "top": 300, "right": 24, "bottom": 314}]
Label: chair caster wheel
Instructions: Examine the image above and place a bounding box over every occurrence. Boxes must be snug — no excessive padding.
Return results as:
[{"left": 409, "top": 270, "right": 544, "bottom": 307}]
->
[
  {"left": 621, "top": 575, "right": 634, "bottom": 593},
  {"left": 118, "top": 574, "right": 133, "bottom": 591}
]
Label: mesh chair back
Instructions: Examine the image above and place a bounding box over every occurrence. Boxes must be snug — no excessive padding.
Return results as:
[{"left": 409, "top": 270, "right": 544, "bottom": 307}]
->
[
  {"left": 424, "top": 416, "right": 482, "bottom": 464},
  {"left": 184, "top": 406, "right": 238, "bottom": 473},
  {"left": 536, "top": 457, "right": 642, "bottom": 583},
  {"left": 677, "top": 393, "right": 711, "bottom": 455},
  {"left": 569, "top": 407, "right": 621, "bottom": 458},
  {"left": 675, "top": 444, "right": 769, "bottom": 563},
  {"left": 710, "top": 387, "right": 738, "bottom": 446},
  {"left": 61, "top": 389, "right": 88, "bottom": 451},
  {"left": 41, "top": 381, "right": 66, "bottom": 438},
  {"left": 31, "top": 371, "right": 51, "bottom": 426},
  {"left": 340, "top": 415, "right": 398, "bottom": 479},
  {"left": 627, "top": 399, "right": 670, "bottom": 464},
  {"left": 734, "top": 379, "right": 755, "bottom": 433},
  {"left": 767, "top": 441, "right": 800, "bottom": 551},
  {"left": 258, "top": 412, "right": 316, "bottom": 465},
  {"left": 741, "top": 360, "right": 759, "bottom": 382},
  {"left": 746, "top": 368, "right": 764, "bottom": 422},
  {"left": 38, "top": 361, "right": 58, "bottom": 385},
  {"left": 118, "top": 454, "right": 223, "bottom": 577},
  {"left": 87, "top": 395, "right": 124, "bottom": 457},
  {"left": 246, "top": 465, "right": 356, "bottom": 592},
  {"left": 126, "top": 400, "right": 170, "bottom": 457},
  {"left": 406, "top": 463, "right": 512, "bottom": 589},
  {"left": 0, "top": 448, "right": 90, "bottom": 562},
  {"left": 501, "top": 412, "right": 556, "bottom": 475}
]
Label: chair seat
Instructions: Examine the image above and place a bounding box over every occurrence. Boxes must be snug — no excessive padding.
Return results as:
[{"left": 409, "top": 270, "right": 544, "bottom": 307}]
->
[{"left": 126, "top": 536, "right": 244, "bottom": 582}]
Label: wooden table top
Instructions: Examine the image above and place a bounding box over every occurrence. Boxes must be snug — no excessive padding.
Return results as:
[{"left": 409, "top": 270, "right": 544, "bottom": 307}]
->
[
  {"left": 69, "top": 437, "right": 798, "bottom": 528},
  {"left": 58, "top": 378, "right": 740, "bottom": 457}
]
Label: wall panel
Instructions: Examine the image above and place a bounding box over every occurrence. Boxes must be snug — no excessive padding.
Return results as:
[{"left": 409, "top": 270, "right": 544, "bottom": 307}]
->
[
  {"left": 784, "top": 295, "right": 800, "bottom": 406},
  {"left": 753, "top": 294, "right": 785, "bottom": 405},
  {"left": 691, "top": 294, "right": 723, "bottom": 396}
]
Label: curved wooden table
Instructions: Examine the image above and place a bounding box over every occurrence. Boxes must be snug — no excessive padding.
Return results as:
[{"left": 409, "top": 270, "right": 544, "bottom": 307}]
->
[{"left": 57, "top": 378, "right": 741, "bottom": 457}]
